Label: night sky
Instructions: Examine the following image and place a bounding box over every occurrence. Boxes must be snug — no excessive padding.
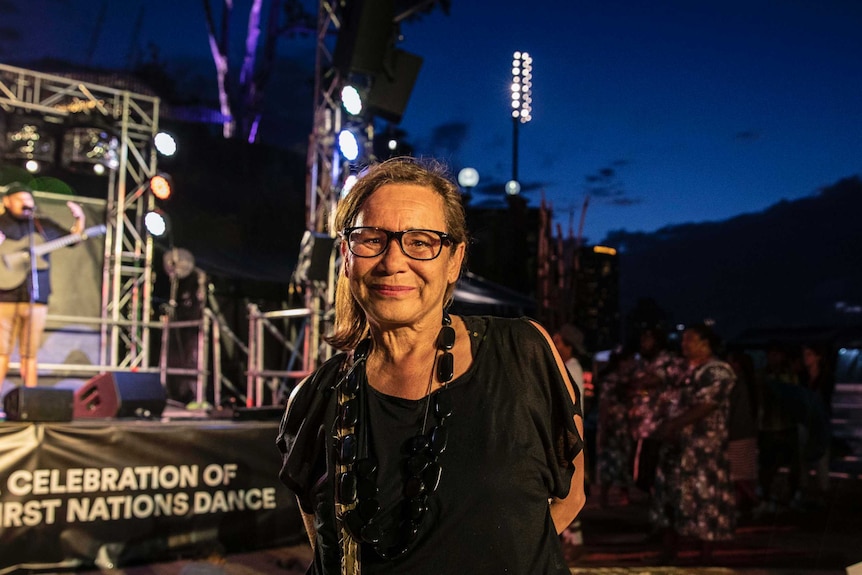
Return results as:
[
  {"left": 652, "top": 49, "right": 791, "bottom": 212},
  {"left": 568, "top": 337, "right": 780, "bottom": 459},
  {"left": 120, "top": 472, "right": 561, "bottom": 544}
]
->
[{"left": 6, "top": 0, "right": 862, "bottom": 243}]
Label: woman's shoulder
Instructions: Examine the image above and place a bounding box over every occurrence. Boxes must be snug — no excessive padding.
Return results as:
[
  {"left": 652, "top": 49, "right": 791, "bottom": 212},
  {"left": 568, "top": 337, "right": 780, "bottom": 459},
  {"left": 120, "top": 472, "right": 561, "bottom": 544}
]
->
[
  {"left": 287, "top": 351, "right": 349, "bottom": 409},
  {"left": 460, "top": 315, "right": 543, "bottom": 338}
]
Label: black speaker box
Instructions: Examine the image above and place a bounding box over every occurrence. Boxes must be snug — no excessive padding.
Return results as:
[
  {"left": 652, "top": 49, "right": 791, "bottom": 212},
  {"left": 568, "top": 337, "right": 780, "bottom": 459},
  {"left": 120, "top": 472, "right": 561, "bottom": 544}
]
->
[
  {"left": 73, "top": 372, "right": 167, "bottom": 419},
  {"left": 333, "top": 0, "right": 395, "bottom": 76},
  {"left": 368, "top": 49, "right": 423, "bottom": 123},
  {"left": 295, "top": 231, "right": 336, "bottom": 283},
  {"left": 4, "top": 387, "right": 74, "bottom": 422}
]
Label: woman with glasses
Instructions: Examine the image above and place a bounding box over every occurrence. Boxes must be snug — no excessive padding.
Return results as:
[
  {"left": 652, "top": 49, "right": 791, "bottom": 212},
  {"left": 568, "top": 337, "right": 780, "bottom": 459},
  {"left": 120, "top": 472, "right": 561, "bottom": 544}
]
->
[{"left": 277, "top": 157, "right": 585, "bottom": 574}]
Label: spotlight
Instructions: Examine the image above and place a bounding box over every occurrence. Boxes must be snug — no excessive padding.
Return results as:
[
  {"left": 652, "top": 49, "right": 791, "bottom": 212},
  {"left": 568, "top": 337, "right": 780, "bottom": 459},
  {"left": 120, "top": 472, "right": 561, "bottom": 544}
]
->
[
  {"left": 144, "top": 210, "right": 169, "bottom": 238},
  {"left": 154, "top": 131, "right": 178, "bottom": 157},
  {"left": 149, "top": 174, "right": 172, "bottom": 200},
  {"left": 338, "top": 129, "right": 361, "bottom": 162},
  {"left": 341, "top": 85, "right": 364, "bottom": 116}
]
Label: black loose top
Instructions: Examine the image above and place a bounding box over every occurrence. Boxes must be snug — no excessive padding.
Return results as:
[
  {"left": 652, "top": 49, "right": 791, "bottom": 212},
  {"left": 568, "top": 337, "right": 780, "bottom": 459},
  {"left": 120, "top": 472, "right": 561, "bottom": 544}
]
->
[{"left": 277, "top": 316, "right": 583, "bottom": 574}]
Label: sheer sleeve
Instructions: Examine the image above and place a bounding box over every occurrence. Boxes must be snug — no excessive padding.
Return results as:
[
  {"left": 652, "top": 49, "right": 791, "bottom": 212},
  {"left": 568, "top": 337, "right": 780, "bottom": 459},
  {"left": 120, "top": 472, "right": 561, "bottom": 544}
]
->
[
  {"left": 276, "top": 353, "right": 346, "bottom": 513},
  {"left": 513, "top": 318, "right": 585, "bottom": 499}
]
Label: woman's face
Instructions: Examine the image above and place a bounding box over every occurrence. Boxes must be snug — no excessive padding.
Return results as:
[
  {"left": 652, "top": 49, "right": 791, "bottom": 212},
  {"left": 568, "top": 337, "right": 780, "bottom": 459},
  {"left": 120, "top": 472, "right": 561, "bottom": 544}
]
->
[
  {"left": 681, "top": 330, "right": 710, "bottom": 360},
  {"left": 343, "top": 184, "right": 465, "bottom": 331},
  {"left": 803, "top": 347, "right": 821, "bottom": 370}
]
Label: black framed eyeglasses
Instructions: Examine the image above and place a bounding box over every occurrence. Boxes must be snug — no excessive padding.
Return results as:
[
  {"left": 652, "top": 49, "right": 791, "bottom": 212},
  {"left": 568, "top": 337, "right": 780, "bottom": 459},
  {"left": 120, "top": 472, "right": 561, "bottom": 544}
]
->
[{"left": 342, "top": 227, "right": 452, "bottom": 261}]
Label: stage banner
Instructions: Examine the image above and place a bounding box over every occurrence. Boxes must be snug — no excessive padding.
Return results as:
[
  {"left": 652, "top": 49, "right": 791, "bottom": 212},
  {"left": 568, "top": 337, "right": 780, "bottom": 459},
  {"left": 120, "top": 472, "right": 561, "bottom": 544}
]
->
[{"left": 0, "top": 420, "right": 305, "bottom": 569}]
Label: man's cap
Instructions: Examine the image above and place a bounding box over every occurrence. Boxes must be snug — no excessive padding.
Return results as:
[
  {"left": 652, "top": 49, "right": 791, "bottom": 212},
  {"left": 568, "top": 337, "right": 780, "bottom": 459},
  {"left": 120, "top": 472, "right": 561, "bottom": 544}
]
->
[
  {"left": 3, "top": 181, "right": 34, "bottom": 197},
  {"left": 558, "top": 323, "right": 587, "bottom": 356}
]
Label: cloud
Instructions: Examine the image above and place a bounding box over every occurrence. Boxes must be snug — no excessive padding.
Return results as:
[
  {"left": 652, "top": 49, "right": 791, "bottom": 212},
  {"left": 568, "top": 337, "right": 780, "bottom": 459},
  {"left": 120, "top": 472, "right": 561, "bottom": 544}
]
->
[
  {"left": 583, "top": 159, "right": 638, "bottom": 207},
  {"left": 427, "top": 121, "right": 469, "bottom": 156}
]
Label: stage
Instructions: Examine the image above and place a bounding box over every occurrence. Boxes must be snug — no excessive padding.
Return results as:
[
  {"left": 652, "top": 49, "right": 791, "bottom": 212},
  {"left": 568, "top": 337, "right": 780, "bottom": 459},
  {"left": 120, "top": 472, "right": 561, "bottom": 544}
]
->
[{"left": 0, "top": 410, "right": 306, "bottom": 571}]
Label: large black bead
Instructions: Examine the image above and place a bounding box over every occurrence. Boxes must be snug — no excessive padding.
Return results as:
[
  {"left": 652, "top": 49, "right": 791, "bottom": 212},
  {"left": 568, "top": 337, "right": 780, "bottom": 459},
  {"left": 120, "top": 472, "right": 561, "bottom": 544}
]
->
[
  {"left": 430, "top": 425, "right": 448, "bottom": 455},
  {"left": 343, "top": 509, "right": 364, "bottom": 539},
  {"left": 337, "top": 471, "right": 357, "bottom": 503},
  {"left": 361, "top": 522, "right": 382, "bottom": 545},
  {"left": 404, "top": 476, "right": 426, "bottom": 498},
  {"left": 358, "top": 497, "right": 380, "bottom": 520},
  {"left": 438, "top": 325, "right": 455, "bottom": 350},
  {"left": 343, "top": 370, "right": 360, "bottom": 396},
  {"left": 408, "top": 434, "right": 429, "bottom": 454},
  {"left": 355, "top": 457, "right": 378, "bottom": 479},
  {"left": 356, "top": 475, "right": 378, "bottom": 499},
  {"left": 338, "top": 399, "right": 358, "bottom": 428},
  {"left": 434, "top": 390, "right": 453, "bottom": 420},
  {"left": 339, "top": 434, "right": 357, "bottom": 464},
  {"left": 406, "top": 452, "right": 430, "bottom": 475},
  {"left": 436, "top": 352, "right": 454, "bottom": 382},
  {"left": 423, "top": 462, "right": 442, "bottom": 493}
]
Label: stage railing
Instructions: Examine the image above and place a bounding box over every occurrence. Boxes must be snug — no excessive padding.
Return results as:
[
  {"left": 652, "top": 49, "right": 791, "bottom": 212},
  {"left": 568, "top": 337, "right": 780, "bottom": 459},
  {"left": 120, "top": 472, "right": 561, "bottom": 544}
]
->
[
  {"left": 246, "top": 304, "right": 313, "bottom": 408},
  {"left": 28, "top": 304, "right": 315, "bottom": 409}
]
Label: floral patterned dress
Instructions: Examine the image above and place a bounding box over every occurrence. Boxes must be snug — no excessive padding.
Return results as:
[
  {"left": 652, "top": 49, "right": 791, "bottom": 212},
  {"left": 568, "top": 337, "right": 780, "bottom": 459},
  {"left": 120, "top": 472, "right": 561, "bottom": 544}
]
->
[
  {"left": 650, "top": 359, "right": 737, "bottom": 541},
  {"left": 597, "top": 359, "right": 636, "bottom": 487}
]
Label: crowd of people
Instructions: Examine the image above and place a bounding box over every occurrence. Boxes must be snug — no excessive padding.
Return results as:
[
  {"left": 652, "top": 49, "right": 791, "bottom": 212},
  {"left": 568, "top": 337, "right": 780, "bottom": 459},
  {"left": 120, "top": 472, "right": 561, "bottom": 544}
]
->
[{"left": 571, "top": 322, "right": 836, "bottom": 562}]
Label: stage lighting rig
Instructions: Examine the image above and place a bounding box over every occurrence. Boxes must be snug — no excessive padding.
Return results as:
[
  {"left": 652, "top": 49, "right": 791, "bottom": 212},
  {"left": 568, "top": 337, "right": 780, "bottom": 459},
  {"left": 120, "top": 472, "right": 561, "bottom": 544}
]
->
[
  {"left": 61, "top": 126, "right": 119, "bottom": 175},
  {"left": 2, "top": 115, "right": 58, "bottom": 174}
]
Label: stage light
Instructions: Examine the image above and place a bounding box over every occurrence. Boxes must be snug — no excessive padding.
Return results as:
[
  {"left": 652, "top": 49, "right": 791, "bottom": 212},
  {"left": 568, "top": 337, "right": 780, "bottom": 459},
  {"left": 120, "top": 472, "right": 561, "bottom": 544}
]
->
[
  {"left": 154, "top": 131, "right": 177, "bottom": 157},
  {"left": 341, "top": 85, "right": 364, "bottom": 116},
  {"left": 145, "top": 210, "right": 169, "bottom": 238},
  {"left": 61, "top": 126, "right": 119, "bottom": 175},
  {"left": 3, "top": 117, "right": 56, "bottom": 173},
  {"left": 149, "top": 174, "right": 172, "bottom": 200},
  {"left": 338, "top": 129, "right": 361, "bottom": 162}
]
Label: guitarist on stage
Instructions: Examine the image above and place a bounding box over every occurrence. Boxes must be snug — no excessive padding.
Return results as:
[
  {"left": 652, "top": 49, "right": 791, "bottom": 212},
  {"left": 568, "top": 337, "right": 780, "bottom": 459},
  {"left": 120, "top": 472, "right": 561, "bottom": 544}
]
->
[{"left": 0, "top": 182, "right": 85, "bottom": 388}]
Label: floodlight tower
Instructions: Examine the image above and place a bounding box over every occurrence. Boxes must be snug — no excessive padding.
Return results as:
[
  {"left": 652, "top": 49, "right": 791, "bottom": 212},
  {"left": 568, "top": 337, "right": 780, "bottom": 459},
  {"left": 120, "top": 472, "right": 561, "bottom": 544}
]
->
[{"left": 509, "top": 51, "right": 533, "bottom": 192}]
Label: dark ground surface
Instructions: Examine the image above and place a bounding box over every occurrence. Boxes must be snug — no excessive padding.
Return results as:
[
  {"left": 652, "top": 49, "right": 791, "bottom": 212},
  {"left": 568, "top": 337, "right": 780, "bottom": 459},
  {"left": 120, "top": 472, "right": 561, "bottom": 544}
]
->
[{"left": 57, "top": 464, "right": 862, "bottom": 575}]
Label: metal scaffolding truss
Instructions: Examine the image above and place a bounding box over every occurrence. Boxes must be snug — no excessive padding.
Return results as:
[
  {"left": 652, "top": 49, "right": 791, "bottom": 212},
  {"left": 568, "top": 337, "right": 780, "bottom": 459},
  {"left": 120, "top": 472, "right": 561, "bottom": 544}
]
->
[
  {"left": 304, "top": 0, "right": 353, "bottom": 366},
  {"left": 0, "top": 62, "right": 160, "bottom": 370}
]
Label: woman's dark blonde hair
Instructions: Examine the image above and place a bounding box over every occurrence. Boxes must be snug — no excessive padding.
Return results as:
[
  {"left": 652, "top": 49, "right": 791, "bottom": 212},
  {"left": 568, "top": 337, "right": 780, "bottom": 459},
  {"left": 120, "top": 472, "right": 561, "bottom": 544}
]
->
[{"left": 325, "top": 157, "right": 468, "bottom": 351}]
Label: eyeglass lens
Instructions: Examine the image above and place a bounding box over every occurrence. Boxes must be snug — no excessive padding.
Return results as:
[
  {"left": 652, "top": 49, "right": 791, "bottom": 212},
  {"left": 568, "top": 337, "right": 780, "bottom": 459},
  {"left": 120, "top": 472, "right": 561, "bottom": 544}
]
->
[{"left": 347, "top": 228, "right": 446, "bottom": 260}]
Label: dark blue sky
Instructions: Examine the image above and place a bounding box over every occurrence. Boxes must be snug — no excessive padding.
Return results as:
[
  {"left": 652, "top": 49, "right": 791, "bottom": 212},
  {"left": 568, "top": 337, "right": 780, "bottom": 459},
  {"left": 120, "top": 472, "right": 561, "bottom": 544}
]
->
[{"left": 9, "top": 0, "right": 862, "bottom": 243}]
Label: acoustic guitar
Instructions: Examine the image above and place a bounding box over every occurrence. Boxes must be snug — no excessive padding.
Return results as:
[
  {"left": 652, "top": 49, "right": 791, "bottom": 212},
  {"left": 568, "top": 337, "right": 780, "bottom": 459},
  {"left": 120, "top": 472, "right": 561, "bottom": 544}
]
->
[{"left": 0, "top": 224, "right": 107, "bottom": 290}]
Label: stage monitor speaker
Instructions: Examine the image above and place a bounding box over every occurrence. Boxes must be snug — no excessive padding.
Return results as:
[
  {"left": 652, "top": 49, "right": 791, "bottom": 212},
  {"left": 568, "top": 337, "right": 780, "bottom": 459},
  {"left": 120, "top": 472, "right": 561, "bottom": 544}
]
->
[
  {"left": 73, "top": 372, "right": 167, "bottom": 419},
  {"left": 333, "top": 0, "right": 395, "bottom": 76},
  {"left": 368, "top": 49, "right": 423, "bottom": 124},
  {"left": 295, "top": 231, "right": 336, "bottom": 283},
  {"left": 4, "top": 387, "right": 74, "bottom": 422}
]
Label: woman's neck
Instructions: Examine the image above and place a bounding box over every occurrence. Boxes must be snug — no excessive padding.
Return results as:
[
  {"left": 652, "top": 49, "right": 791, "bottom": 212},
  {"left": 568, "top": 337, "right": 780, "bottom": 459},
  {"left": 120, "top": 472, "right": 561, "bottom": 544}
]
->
[{"left": 365, "top": 318, "right": 453, "bottom": 399}]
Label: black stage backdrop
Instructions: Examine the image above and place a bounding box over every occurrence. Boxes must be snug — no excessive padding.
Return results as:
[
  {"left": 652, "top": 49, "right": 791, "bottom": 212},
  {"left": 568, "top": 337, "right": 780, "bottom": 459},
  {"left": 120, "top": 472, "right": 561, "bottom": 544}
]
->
[{"left": 0, "top": 419, "right": 305, "bottom": 569}]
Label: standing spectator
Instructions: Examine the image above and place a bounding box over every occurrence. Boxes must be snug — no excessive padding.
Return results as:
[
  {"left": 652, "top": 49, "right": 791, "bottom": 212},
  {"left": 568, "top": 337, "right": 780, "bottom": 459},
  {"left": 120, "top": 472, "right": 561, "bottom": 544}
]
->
[
  {"left": 800, "top": 342, "right": 834, "bottom": 500},
  {"left": 756, "top": 343, "right": 802, "bottom": 512},
  {"left": 652, "top": 323, "right": 737, "bottom": 563},
  {"left": 629, "top": 326, "right": 684, "bottom": 494},
  {"left": 553, "top": 323, "right": 587, "bottom": 400},
  {"left": 726, "top": 350, "right": 760, "bottom": 520},
  {"left": 596, "top": 345, "right": 637, "bottom": 507}
]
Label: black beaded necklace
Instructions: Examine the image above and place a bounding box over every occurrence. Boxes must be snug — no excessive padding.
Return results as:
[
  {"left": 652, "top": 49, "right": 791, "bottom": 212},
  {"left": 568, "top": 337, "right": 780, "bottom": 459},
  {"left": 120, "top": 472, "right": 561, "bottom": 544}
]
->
[{"left": 334, "top": 314, "right": 456, "bottom": 560}]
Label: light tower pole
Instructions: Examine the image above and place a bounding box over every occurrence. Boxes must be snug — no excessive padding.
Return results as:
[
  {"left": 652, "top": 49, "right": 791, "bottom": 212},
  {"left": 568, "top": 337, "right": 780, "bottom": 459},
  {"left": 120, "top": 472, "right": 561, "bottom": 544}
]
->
[{"left": 509, "top": 51, "right": 533, "bottom": 191}]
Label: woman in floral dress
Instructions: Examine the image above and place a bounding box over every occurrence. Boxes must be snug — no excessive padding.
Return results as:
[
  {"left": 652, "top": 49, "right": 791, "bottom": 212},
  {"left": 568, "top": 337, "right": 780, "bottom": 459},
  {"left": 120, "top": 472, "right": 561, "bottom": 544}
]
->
[{"left": 652, "top": 323, "right": 737, "bottom": 563}]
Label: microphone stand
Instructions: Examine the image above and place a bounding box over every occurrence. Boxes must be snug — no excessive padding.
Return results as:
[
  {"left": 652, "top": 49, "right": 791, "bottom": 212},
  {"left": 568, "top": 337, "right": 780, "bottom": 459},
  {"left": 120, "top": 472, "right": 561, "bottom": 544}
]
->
[{"left": 26, "top": 212, "right": 39, "bottom": 387}]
